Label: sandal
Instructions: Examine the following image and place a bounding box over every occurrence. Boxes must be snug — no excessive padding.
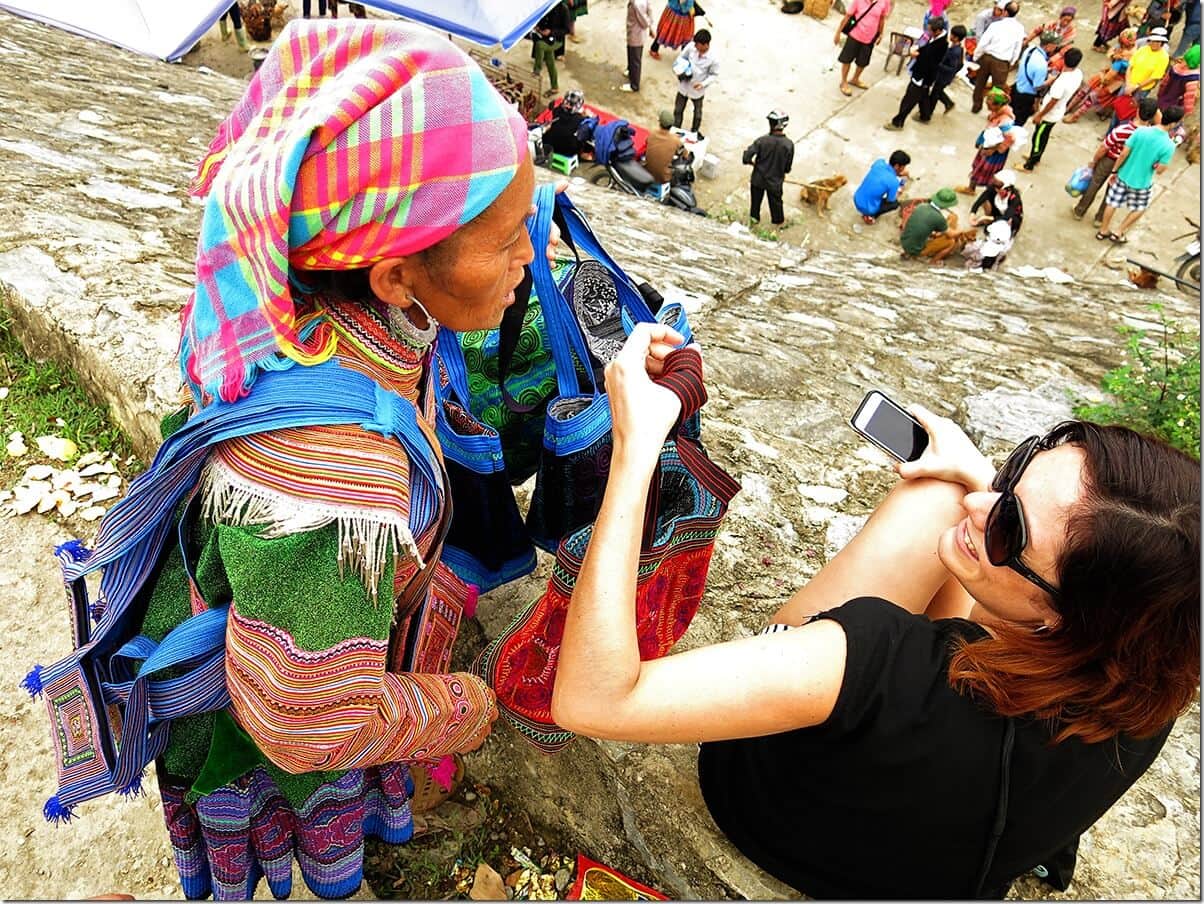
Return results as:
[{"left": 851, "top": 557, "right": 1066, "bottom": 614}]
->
[
  {"left": 850, "top": 79, "right": 870, "bottom": 89},
  {"left": 1095, "top": 230, "right": 1110, "bottom": 240},
  {"left": 1108, "top": 232, "right": 1128, "bottom": 244},
  {"left": 839, "top": 83, "right": 853, "bottom": 96}
]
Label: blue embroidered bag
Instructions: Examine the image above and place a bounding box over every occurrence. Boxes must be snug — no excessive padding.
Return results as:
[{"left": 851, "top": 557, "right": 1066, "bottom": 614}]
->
[
  {"left": 524, "top": 184, "right": 694, "bottom": 551},
  {"left": 24, "top": 362, "right": 444, "bottom": 821}
]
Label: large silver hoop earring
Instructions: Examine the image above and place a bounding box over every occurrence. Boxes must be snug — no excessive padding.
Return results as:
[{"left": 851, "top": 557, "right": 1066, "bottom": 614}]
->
[
  {"left": 387, "top": 294, "right": 438, "bottom": 348},
  {"left": 406, "top": 294, "right": 438, "bottom": 329}
]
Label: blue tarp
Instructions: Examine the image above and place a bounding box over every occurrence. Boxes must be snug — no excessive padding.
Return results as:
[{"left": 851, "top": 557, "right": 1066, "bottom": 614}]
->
[{"left": 0, "top": 0, "right": 562, "bottom": 62}]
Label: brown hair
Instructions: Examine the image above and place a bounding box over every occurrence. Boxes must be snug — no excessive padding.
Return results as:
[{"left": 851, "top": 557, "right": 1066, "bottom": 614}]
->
[{"left": 948, "top": 421, "right": 1200, "bottom": 743}]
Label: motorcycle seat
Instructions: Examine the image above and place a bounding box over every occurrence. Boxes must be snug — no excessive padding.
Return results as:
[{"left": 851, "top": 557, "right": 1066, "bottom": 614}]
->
[{"left": 614, "top": 159, "right": 657, "bottom": 192}]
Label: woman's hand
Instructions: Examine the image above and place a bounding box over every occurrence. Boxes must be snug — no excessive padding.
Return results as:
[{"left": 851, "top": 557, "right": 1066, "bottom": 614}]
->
[
  {"left": 605, "top": 323, "right": 686, "bottom": 468},
  {"left": 894, "top": 404, "right": 996, "bottom": 491}
]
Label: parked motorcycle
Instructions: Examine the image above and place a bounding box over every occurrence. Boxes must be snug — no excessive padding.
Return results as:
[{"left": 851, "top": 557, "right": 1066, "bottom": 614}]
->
[
  {"left": 588, "top": 148, "right": 706, "bottom": 216},
  {"left": 1172, "top": 216, "right": 1200, "bottom": 298}
]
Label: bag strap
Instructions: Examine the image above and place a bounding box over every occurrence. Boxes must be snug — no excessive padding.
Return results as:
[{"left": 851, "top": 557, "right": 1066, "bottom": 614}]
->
[
  {"left": 554, "top": 192, "right": 658, "bottom": 324},
  {"left": 642, "top": 348, "right": 741, "bottom": 545},
  {"left": 495, "top": 266, "right": 546, "bottom": 414},
  {"left": 528, "top": 183, "right": 599, "bottom": 400},
  {"left": 974, "top": 718, "right": 1017, "bottom": 897}
]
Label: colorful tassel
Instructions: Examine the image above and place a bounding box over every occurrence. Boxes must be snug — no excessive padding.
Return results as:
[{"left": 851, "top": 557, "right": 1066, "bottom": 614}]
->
[
  {"left": 54, "top": 538, "right": 92, "bottom": 562},
  {"left": 118, "top": 772, "right": 145, "bottom": 798},
  {"left": 429, "top": 755, "right": 458, "bottom": 792},
  {"left": 90, "top": 601, "right": 106, "bottom": 622},
  {"left": 20, "top": 664, "right": 44, "bottom": 700},
  {"left": 43, "top": 795, "right": 75, "bottom": 824},
  {"left": 463, "top": 584, "right": 480, "bottom": 620}
]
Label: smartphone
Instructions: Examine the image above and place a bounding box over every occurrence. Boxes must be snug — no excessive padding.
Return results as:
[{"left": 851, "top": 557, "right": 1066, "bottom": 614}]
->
[{"left": 850, "top": 390, "right": 929, "bottom": 462}]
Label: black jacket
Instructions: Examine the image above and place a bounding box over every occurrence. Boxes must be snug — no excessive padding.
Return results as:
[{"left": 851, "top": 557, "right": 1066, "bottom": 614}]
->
[
  {"left": 910, "top": 34, "right": 950, "bottom": 85},
  {"left": 532, "top": 2, "right": 572, "bottom": 42},
  {"left": 742, "top": 131, "right": 795, "bottom": 191}
]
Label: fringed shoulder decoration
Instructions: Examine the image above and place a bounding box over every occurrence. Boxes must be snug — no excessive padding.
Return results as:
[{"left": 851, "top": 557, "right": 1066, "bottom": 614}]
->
[{"left": 201, "top": 423, "right": 430, "bottom": 598}]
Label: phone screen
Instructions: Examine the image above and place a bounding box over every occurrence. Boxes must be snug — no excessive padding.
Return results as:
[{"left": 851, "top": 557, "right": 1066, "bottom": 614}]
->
[{"left": 856, "top": 395, "right": 929, "bottom": 462}]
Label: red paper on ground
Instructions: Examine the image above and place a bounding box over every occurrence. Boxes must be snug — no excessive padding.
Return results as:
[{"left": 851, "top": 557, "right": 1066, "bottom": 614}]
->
[{"left": 565, "top": 854, "right": 669, "bottom": 901}]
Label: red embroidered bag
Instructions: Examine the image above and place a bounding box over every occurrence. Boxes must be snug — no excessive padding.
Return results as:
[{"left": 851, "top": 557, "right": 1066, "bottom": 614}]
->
[{"left": 474, "top": 348, "right": 739, "bottom": 752}]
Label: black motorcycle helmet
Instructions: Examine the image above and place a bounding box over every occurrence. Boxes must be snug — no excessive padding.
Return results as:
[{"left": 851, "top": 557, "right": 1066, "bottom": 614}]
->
[{"left": 767, "top": 110, "right": 789, "bottom": 131}]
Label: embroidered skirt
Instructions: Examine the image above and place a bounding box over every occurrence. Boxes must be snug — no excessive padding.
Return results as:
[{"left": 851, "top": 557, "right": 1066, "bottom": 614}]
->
[
  {"left": 654, "top": 7, "right": 695, "bottom": 48},
  {"left": 969, "top": 149, "right": 1010, "bottom": 187},
  {"left": 159, "top": 763, "right": 414, "bottom": 900}
]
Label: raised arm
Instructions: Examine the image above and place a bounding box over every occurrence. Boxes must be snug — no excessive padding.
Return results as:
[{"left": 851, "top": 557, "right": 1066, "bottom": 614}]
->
[{"left": 550, "top": 326, "right": 846, "bottom": 743}]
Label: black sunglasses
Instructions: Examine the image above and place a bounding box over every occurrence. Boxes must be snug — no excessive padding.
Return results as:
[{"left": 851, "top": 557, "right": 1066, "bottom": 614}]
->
[{"left": 985, "top": 434, "right": 1062, "bottom": 599}]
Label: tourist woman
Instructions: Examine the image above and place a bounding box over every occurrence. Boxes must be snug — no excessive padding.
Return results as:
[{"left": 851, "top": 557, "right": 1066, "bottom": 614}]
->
[
  {"left": 139, "top": 19, "right": 548, "bottom": 900},
  {"left": 552, "top": 325, "right": 1200, "bottom": 898},
  {"left": 1065, "top": 26, "right": 1138, "bottom": 119},
  {"left": 957, "top": 87, "right": 1021, "bottom": 193}
]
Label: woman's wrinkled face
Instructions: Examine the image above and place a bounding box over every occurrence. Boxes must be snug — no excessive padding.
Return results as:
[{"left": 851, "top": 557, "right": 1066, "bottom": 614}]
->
[
  {"left": 402, "top": 157, "right": 537, "bottom": 332},
  {"left": 938, "top": 443, "right": 1086, "bottom": 628}
]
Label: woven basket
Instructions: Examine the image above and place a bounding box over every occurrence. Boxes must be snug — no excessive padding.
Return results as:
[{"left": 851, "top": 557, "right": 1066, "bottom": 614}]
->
[{"left": 805, "top": 0, "right": 834, "bottom": 20}]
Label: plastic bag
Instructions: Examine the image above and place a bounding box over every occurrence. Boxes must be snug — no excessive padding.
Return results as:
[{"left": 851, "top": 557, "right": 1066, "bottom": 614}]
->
[{"left": 1065, "top": 164, "right": 1092, "bottom": 197}]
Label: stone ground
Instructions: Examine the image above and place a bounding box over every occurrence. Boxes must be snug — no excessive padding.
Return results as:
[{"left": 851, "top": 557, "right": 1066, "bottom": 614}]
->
[
  {"left": 0, "top": 5, "right": 1199, "bottom": 900},
  {"left": 183, "top": 0, "right": 1201, "bottom": 286}
]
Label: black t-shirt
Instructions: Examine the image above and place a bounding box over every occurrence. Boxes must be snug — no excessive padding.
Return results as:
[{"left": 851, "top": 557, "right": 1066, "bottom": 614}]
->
[{"left": 697, "top": 597, "right": 1172, "bottom": 899}]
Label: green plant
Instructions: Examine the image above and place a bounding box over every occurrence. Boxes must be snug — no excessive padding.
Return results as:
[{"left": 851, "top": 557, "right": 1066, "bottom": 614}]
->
[
  {"left": 1073, "top": 304, "right": 1200, "bottom": 458},
  {"left": 0, "top": 299, "right": 138, "bottom": 485}
]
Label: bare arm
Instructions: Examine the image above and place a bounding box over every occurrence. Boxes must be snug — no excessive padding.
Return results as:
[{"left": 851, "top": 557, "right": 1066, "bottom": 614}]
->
[{"left": 550, "top": 326, "right": 845, "bottom": 743}]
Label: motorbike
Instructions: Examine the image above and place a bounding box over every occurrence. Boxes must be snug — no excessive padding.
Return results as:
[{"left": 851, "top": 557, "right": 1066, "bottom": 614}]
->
[
  {"left": 1172, "top": 216, "right": 1200, "bottom": 298},
  {"left": 588, "top": 147, "right": 706, "bottom": 216}
]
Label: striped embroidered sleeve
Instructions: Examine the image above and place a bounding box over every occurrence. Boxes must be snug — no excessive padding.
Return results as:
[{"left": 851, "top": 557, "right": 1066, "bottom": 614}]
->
[
  {"left": 225, "top": 608, "right": 496, "bottom": 773},
  {"left": 213, "top": 521, "right": 496, "bottom": 774}
]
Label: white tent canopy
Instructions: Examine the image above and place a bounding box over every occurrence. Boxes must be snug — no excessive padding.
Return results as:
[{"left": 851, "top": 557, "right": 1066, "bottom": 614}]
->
[{"left": 0, "top": 0, "right": 562, "bottom": 62}]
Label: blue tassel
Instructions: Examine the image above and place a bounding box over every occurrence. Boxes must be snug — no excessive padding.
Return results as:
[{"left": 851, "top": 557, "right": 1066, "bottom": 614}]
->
[
  {"left": 20, "top": 664, "right": 44, "bottom": 700},
  {"left": 54, "top": 538, "right": 92, "bottom": 562},
  {"left": 118, "top": 772, "right": 145, "bottom": 798},
  {"left": 43, "top": 795, "right": 75, "bottom": 824},
  {"left": 90, "top": 601, "right": 106, "bottom": 622}
]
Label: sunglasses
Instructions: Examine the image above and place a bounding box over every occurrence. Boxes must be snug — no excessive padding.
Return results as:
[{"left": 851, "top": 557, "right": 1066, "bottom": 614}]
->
[{"left": 984, "top": 434, "right": 1062, "bottom": 599}]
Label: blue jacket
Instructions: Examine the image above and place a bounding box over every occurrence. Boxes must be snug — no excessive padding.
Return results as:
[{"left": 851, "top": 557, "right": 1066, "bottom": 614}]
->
[{"left": 853, "top": 158, "right": 902, "bottom": 216}]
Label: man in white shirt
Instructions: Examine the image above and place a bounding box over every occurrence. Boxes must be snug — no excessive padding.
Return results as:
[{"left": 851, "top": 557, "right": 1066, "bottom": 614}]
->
[
  {"left": 1022, "top": 47, "right": 1083, "bottom": 169},
  {"left": 971, "top": 1, "right": 1025, "bottom": 112},
  {"left": 672, "top": 28, "right": 720, "bottom": 137}
]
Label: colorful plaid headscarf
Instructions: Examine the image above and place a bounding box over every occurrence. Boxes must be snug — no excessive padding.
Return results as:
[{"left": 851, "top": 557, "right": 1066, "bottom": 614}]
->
[{"left": 181, "top": 19, "right": 529, "bottom": 404}]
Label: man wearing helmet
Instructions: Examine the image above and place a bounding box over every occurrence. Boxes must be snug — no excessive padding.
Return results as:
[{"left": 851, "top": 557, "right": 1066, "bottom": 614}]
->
[{"left": 742, "top": 111, "right": 795, "bottom": 225}]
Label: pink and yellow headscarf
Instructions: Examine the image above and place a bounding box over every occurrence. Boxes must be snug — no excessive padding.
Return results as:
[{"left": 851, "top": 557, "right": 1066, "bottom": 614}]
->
[{"left": 181, "top": 19, "right": 529, "bottom": 404}]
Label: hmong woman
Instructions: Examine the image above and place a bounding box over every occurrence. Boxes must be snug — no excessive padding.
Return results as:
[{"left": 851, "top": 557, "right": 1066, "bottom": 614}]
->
[
  {"left": 957, "top": 88, "right": 1020, "bottom": 194},
  {"left": 650, "top": 0, "right": 701, "bottom": 57},
  {"left": 1065, "top": 26, "right": 1138, "bottom": 119},
  {"left": 1094, "top": 0, "right": 1133, "bottom": 48},
  {"left": 141, "top": 19, "right": 541, "bottom": 900},
  {"left": 1157, "top": 42, "right": 1200, "bottom": 114}
]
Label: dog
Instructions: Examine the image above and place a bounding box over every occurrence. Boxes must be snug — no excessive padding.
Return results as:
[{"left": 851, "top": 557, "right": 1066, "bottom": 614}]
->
[{"left": 797, "top": 174, "right": 848, "bottom": 217}]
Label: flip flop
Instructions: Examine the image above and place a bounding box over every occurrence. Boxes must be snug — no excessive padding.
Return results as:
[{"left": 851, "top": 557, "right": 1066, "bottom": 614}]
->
[
  {"left": 1107, "top": 232, "right": 1128, "bottom": 244},
  {"left": 840, "top": 83, "right": 853, "bottom": 96},
  {"left": 1095, "top": 230, "right": 1110, "bottom": 240}
]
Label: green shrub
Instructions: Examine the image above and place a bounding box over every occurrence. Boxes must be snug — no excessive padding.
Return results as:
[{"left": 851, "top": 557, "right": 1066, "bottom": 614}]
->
[{"left": 1073, "top": 304, "right": 1200, "bottom": 459}]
